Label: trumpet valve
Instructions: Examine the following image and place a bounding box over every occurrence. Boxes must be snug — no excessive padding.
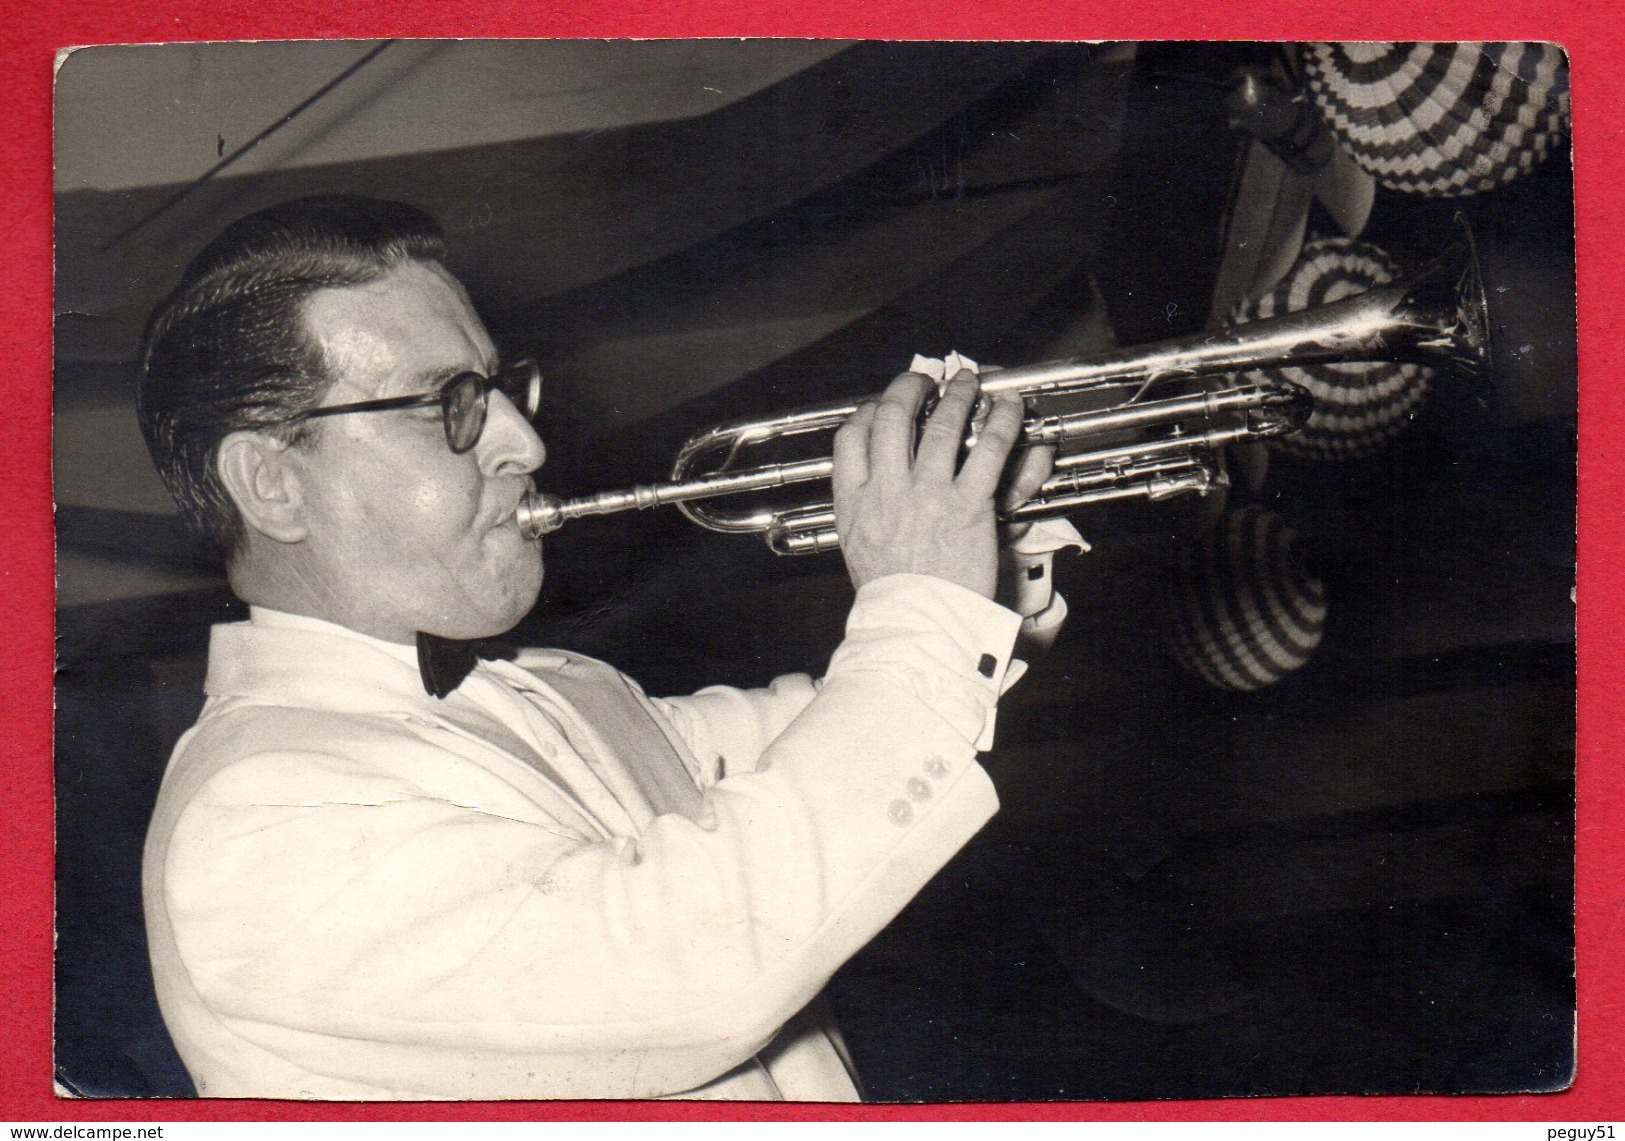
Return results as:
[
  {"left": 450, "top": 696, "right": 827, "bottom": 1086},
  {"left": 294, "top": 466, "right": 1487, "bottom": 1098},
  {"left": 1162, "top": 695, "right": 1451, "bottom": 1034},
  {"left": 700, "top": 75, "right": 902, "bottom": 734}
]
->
[{"left": 1251, "top": 382, "right": 1315, "bottom": 434}]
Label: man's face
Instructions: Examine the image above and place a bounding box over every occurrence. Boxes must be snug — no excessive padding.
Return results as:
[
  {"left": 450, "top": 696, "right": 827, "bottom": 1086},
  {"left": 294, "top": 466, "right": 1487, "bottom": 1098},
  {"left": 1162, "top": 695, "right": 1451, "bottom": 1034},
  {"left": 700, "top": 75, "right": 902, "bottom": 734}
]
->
[{"left": 288, "top": 259, "right": 546, "bottom": 643}]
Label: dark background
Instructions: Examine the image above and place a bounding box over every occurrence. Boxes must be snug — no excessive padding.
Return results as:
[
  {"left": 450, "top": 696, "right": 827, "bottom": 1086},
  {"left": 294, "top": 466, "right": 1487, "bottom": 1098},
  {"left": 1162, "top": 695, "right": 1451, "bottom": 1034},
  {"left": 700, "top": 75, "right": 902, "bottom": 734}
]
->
[{"left": 54, "top": 41, "right": 1575, "bottom": 1100}]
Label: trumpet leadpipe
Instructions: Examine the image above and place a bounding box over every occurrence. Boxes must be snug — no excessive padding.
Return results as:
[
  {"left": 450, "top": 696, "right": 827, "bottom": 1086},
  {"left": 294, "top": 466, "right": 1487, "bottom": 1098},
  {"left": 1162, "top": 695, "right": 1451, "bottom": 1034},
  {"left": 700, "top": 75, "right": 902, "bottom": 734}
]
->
[{"left": 517, "top": 456, "right": 833, "bottom": 540}]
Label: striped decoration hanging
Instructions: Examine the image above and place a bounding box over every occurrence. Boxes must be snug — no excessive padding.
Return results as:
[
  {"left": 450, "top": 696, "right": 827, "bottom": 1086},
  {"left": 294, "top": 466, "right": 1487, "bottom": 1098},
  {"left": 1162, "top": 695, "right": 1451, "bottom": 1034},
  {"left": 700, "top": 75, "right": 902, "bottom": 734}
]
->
[
  {"left": 1302, "top": 42, "right": 1569, "bottom": 198},
  {"left": 1165, "top": 505, "right": 1327, "bottom": 691},
  {"left": 1231, "top": 237, "right": 1430, "bottom": 461}
]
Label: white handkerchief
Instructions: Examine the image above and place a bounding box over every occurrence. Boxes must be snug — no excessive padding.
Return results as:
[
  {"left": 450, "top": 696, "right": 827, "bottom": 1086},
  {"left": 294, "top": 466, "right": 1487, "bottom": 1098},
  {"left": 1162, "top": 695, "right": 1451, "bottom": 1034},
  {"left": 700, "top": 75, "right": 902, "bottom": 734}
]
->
[{"left": 908, "top": 351, "right": 980, "bottom": 391}]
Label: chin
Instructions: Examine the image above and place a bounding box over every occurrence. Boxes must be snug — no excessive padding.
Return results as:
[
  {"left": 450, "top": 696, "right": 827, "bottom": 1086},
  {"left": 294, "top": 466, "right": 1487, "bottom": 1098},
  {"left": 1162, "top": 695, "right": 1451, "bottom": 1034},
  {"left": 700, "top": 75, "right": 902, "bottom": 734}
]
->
[
  {"left": 416, "top": 537, "right": 543, "bottom": 641},
  {"left": 478, "top": 547, "right": 544, "bottom": 638},
  {"left": 436, "top": 593, "right": 538, "bottom": 641}
]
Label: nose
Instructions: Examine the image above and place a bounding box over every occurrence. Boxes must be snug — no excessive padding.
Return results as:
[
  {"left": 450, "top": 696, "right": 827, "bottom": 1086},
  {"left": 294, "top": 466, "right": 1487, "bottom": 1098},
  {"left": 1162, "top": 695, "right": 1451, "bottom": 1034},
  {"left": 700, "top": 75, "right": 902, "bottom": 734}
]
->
[{"left": 477, "top": 391, "right": 547, "bottom": 476}]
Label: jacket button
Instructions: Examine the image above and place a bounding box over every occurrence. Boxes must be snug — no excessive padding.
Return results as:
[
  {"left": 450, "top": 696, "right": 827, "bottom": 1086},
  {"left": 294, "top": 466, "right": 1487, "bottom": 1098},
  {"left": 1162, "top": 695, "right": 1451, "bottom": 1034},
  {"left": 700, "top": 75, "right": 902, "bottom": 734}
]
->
[
  {"left": 888, "top": 799, "right": 914, "bottom": 826},
  {"left": 907, "top": 777, "right": 932, "bottom": 802}
]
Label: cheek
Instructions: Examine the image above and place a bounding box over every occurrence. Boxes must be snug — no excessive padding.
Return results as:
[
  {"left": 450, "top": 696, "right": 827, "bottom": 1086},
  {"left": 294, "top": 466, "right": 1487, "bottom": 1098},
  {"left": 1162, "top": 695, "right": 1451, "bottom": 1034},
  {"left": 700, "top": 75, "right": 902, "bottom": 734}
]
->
[
  {"left": 349, "top": 462, "right": 479, "bottom": 534},
  {"left": 399, "top": 477, "right": 471, "bottom": 531},
  {"left": 318, "top": 460, "right": 485, "bottom": 578}
]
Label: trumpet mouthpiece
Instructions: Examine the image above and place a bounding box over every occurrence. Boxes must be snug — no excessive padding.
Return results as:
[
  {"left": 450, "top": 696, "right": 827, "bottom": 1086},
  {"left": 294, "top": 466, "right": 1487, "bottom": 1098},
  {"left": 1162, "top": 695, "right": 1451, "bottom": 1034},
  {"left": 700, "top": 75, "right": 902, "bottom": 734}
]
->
[{"left": 516, "top": 488, "right": 564, "bottom": 540}]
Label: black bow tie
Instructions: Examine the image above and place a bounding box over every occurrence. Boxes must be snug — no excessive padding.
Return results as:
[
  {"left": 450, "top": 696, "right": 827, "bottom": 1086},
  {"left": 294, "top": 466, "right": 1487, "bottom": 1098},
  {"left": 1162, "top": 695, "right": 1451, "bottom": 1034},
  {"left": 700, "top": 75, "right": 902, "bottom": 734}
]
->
[{"left": 416, "top": 631, "right": 484, "bottom": 698}]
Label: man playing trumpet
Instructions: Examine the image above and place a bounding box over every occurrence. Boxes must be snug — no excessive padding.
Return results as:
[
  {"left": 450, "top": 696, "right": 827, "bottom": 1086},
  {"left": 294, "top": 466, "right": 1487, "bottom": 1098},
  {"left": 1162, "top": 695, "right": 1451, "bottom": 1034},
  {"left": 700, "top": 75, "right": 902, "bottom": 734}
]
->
[{"left": 138, "top": 195, "right": 1072, "bottom": 1100}]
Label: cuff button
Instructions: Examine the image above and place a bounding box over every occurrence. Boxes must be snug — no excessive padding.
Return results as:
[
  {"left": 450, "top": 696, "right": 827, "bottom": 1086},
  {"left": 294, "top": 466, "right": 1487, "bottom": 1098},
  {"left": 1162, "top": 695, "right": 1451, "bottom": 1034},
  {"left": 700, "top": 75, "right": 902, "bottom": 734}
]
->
[
  {"left": 924, "top": 756, "right": 950, "bottom": 779},
  {"left": 887, "top": 799, "right": 914, "bottom": 826},
  {"left": 907, "top": 777, "right": 933, "bottom": 802}
]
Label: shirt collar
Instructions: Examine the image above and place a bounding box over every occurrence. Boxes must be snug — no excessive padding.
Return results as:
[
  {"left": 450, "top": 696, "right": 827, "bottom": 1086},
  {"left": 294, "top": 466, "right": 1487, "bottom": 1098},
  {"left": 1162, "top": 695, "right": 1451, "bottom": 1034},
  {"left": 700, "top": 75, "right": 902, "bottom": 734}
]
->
[
  {"left": 208, "top": 610, "right": 438, "bottom": 714},
  {"left": 248, "top": 606, "right": 421, "bottom": 669}
]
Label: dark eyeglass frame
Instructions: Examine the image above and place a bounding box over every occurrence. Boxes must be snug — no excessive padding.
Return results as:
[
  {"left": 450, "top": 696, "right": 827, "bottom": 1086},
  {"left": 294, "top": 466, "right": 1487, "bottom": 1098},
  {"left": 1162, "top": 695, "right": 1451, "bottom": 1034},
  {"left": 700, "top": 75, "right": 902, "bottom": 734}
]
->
[{"left": 278, "top": 358, "right": 542, "bottom": 454}]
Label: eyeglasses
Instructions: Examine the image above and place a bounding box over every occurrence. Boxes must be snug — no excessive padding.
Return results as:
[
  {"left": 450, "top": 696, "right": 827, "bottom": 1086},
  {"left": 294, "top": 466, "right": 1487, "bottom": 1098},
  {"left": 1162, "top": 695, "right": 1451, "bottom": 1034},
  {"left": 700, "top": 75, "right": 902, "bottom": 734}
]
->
[{"left": 280, "top": 358, "right": 542, "bottom": 454}]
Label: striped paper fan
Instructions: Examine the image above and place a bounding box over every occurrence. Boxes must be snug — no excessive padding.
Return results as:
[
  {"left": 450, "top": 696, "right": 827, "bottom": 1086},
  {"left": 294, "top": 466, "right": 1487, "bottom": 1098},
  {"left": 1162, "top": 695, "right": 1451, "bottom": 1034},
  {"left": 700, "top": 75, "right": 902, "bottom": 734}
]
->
[
  {"left": 1303, "top": 42, "right": 1569, "bottom": 197},
  {"left": 1232, "top": 237, "right": 1429, "bottom": 460},
  {"left": 1165, "top": 505, "right": 1327, "bottom": 691}
]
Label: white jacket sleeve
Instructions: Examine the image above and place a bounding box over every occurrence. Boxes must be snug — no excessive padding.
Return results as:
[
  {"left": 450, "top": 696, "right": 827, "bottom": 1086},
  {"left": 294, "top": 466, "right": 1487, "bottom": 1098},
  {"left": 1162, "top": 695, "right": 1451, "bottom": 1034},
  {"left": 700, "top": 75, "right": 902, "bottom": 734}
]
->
[
  {"left": 652, "top": 574, "right": 1026, "bottom": 779},
  {"left": 159, "top": 576, "right": 1024, "bottom": 1099}
]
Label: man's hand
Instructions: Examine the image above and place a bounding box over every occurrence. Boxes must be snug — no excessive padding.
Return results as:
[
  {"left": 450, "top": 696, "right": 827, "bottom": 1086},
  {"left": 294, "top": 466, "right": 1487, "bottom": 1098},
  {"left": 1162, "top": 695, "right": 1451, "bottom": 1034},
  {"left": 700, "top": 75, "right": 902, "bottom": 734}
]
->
[{"left": 832, "top": 369, "right": 1039, "bottom": 599}]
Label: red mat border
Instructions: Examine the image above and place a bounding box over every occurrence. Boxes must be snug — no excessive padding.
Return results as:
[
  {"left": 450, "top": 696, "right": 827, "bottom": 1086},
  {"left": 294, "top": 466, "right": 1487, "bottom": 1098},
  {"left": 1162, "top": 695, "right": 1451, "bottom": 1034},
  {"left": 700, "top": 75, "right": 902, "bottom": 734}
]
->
[{"left": 7, "top": 0, "right": 1616, "bottom": 1122}]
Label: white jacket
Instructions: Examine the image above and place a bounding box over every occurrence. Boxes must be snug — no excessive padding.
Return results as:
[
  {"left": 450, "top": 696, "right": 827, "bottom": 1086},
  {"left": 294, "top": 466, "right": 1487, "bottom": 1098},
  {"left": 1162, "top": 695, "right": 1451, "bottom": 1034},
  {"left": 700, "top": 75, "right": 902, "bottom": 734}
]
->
[{"left": 143, "top": 575, "right": 1029, "bottom": 1100}]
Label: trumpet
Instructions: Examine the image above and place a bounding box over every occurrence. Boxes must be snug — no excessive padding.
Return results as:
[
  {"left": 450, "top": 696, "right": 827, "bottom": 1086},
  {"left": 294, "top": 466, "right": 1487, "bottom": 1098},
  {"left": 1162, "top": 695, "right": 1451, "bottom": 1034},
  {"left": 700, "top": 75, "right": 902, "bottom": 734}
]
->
[{"left": 517, "top": 231, "right": 1490, "bottom": 555}]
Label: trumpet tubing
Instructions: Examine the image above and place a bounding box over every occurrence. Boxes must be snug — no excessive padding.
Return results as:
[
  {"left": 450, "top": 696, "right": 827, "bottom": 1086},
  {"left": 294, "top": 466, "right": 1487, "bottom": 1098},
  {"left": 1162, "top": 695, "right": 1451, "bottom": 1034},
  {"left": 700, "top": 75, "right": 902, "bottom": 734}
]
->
[{"left": 517, "top": 227, "right": 1489, "bottom": 554}]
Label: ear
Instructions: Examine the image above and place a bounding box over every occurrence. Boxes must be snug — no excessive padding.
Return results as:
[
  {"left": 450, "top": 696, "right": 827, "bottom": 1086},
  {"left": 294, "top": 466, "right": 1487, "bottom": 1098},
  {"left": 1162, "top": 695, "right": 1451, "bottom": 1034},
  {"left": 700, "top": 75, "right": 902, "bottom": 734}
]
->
[{"left": 216, "top": 430, "right": 311, "bottom": 544}]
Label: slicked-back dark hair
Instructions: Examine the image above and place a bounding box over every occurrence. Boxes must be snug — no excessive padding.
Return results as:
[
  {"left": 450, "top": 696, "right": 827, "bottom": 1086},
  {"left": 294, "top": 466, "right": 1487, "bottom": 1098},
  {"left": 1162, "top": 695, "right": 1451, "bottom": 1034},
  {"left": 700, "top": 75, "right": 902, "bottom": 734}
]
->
[{"left": 138, "top": 195, "right": 448, "bottom": 560}]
